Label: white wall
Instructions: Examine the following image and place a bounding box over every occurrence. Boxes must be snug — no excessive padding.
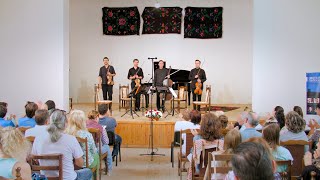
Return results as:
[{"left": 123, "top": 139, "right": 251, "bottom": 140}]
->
[
  {"left": 252, "top": 0, "right": 320, "bottom": 120},
  {"left": 0, "top": 0, "right": 69, "bottom": 117},
  {"left": 70, "top": 0, "right": 253, "bottom": 104}
]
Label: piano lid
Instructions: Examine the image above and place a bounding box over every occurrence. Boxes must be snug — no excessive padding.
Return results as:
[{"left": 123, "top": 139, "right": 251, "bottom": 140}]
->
[{"left": 169, "top": 69, "right": 190, "bottom": 83}]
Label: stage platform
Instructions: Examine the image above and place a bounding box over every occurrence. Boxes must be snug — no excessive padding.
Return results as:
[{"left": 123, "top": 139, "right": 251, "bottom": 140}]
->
[{"left": 73, "top": 103, "right": 251, "bottom": 148}]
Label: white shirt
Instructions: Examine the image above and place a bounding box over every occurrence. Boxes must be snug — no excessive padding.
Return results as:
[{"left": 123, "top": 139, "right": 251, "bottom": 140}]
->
[
  {"left": 32, "top": 133, "right": 83, "bottom": 180},
  {"left": 174, "top": 121, "right": 200, "bottom": 155},
  {"left": 25, "top": 125, "right": 49, "bottom": 138}
]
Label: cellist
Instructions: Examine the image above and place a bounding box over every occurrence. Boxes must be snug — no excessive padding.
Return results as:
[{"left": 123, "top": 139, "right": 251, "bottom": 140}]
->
[
  {"left": 188, "top": 59, "right": 207, "bottom": 110},
  {"left": 128, "top": 59, "right": 144, "bottom": 111}
]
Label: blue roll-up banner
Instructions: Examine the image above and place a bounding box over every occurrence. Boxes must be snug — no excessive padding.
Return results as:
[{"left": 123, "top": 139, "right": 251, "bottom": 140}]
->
[{"left": 306, "top": 72, "right": 320, "bottom": 115}]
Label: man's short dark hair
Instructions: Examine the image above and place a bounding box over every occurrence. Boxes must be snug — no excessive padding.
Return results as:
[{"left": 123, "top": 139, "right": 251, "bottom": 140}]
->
[
  {"left": 25, "top": 102, "right": 38, "bottom": 118},
  {"left": 98, "top": 104, "right": 108, "bottom": 116},
  {"left": 231, "top": 142, "right": 274, "bottom": 180},
  {"left": 45, "top": 100, "right": 56, "bottom": 110},
  {"left": 317, "top": 103, "right": 320, "bottom": 109},
  {"left": 0, "top": 102, "right": 8, "bottom": 107},
  {"left": 103, "top": 57, "right": 109, "bottom": 61},
  {"left": 133, "top": 59, "right": 139, "bottom": 62},
  {"left": 0, "top": 105, "right": 7, "bottom": 118},
  {"left": 35, "top": 109, "right": 49, "bottom": 125},
  {"left": 195, "top": 59, "right": 201, "bottom": 63}
]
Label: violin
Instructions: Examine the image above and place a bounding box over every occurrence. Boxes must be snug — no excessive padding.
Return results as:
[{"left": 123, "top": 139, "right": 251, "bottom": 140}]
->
[
  {"left": 194, "top": 68, "right": 202, "bottom": 95},
  {"left": 106, "top": 66, "right": 114, "bottom": 85}
]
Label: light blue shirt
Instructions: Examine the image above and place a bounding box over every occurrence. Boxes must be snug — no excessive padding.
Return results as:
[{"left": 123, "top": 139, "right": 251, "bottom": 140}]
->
[
  {"left": 18, "top": 117, "right": 36, "bottom": 127},
  {"left": 0, "top": 158, "right": 17, "bottom": 178},
  {"left": 0, "top": 117, "right": 15, "bottom": 127},
  {"left": 240, "top": 128, "right": 262, "bottom": 142},
  {"left": 272, "top": 146, "right": 293, "bottom": 172},
  {"left": 280, "top": 131, "right": 309, "bottom": 152}
]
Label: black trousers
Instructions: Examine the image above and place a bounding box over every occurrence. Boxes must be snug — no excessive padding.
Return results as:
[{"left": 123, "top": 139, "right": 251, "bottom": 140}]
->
[
  {"left": 192, "top": 90, "right": 202, "bottom": 111},
  {"left": 156, "top": 91, "right": 165, "bottom": 111},
  {"left": 102, "top": 84, "right": 113, "bottom": 109},
  {"left": 134, "top": 92, "right": 141, "bottom": 109}
]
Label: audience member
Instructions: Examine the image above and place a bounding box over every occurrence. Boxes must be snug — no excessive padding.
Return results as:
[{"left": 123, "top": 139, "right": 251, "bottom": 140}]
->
[
  {"left": 280, "top": 111, "right": 308, "bottom": 152},
  {"left": 65, "top": 110, "right": 99, "bottom": 176},
  {"left": 239, "top": 112, "right": 262, "bottom": 142},
  {"left": 0, "top": 127, "right": 31, "bottom": 179},
  {"left": 187, "top": 113, "right": 224, "bottom": 179},
  {"left": 98, "top": 104, "right": 122, "bottom": 158},
  {"left": 263, "top": 123, "right": 293, "bottom": 172},
  {"left": 18, "top": 102, "right": 38, "bottom": 127},
  {"left": 25, "top": 109, "right": 49, "bottom": 138},
  {"left": 0, "top": 105, "right": 15, "bottom": 127},
  {"left": 303, "top": 137, "right": 320, "bottom": 179},
  {"left": 86, "top": 110, "right": 112, "bottom": 175},
  {"left": 225, "top": 140, "right": 278, "bottom": 180},
  {"left": 45, "top": 100, "right": 56, "bottom": 116},
  {"left": 293, "top": 106, "right": 304, "bottom": 118},
  {"left": 32, "top": 110, "right": 92, "bottom": 180}
]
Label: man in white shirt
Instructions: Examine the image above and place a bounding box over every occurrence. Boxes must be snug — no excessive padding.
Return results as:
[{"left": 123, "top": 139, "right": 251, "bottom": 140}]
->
[{"left": 25, "top": 109, "right": 49, "bottom": 137}]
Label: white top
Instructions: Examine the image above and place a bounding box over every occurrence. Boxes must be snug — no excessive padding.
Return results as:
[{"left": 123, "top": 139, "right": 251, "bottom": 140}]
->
[
  {"left": 25, "top": 125, "right": 49, "bottom": 138},
  {"left": 174, "top": 121, "right": 200, "bottom": 155},
  {"left": 32, "top": 133, "right": 83, "bottom": 180}
]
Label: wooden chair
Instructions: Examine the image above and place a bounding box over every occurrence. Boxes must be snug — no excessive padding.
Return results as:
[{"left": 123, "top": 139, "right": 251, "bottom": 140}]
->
[
  {"left": 88, "top": 128, "right": 108, "bottom": 180},
  {"left": 280, "top": 140, "right": 309, "bottom": 178},
  {"left": 76, "top": 137, "right": 98, "bottom": 177},
  {"left": 191, "top": 147, "right": 217, "bottom": 180},
  {"left": 94, "top": 84, "right": 112, "bottom": 112},
  {"left": 178, "top": 129, "right": 194, "bottom": 178},
  {"left": 107, "top": 131, "right": 121, "bottom": 166},
  {"left": 15, "top": 167, "right": 22, "bottom": 180},
  {"left": 192, "top": 85, "right": 211, "bottom": 113},
  {"left": 26, "top": 136, "right": 35, "bottom": 144},
  {"left": 119, "top": 84, "right": 134, "bottom": 111},
  {"left": 17, "top": 127, "right": 31, "bottom": 135},
  {"left": 276, "top": 160, "right": 292, "bottom": 180},
  {"left": 207, "top": 154, "right": 233, "bottom": 180},
  {"left": 171, "top": 131, "right": 181, "bottom": 168},
  {"left": 171, "top": 86, "right": 188, "bottom": 113},
  {"left": 30, "top": 154, "right": 63, "bottom": 180}
]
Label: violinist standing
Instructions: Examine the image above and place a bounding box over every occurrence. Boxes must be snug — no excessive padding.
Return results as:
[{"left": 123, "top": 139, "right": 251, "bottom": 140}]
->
[
  {"left": 154, "top": 60, "right": 169, "bottom": 111},
  {"left": 128, "top": 59, "right": 144, "bottom": 111},
  {"left": 98, "top": 57, "right": 116, "bottom": 111},
  {"left": 189, "top": 59, "right": 207, "bottom": 110}
]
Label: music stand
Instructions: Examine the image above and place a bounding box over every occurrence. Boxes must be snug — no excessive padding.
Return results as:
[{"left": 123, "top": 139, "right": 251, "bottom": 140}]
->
[
  {"left": 121, "top": 88, "right": 139, "bottom": 119},
  {"left": 165, "top": 87, "right": 178, "bottom": 118},
  {"left": 140, "top": 57, "right": 165, "bottom": 161}
]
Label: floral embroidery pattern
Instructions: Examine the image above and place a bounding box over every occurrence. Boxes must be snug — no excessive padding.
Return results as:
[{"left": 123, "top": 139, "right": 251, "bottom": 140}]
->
[
  {"left": 102, "top": 7, "right": 140, "bottom": 35},
  {"left": 142, "top": 7, "right": 182, "bottom": 34},
  {"left": 184, "top": 7, "right": 223, "bottom": 39}
]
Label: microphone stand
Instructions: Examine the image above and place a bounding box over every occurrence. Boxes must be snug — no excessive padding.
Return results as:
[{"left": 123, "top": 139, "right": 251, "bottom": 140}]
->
[{"left": 140, "top": 57, "right": 165, "bottom": 161}]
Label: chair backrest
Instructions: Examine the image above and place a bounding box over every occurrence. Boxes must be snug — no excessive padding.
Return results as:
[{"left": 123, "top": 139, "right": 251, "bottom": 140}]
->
[
  {"left": 30, "top": 154, "right": 63, "bottom": 180},
  {"left": 178, "top": 86, "right": 186, "bottom": 100},
  {"left": 276, "top": 160, "right": 292, "bottom": 180},
  {"left": 280, "top": 140, "right": 309, "bottom": 177},
  {"left": 204, "top": 85, "right": 211, "bottom": 103},
  {"left": 87, "top": 128, "right": 102, "bottom": 154},
  {"left": 208, "top": 153, "right": 233, "bottom": 179},
  {"left": 17, "top": 127, "right": 31, "bottom": 135},
  {"left": 191, "top": 147, "right": 217, "bottom": 179},
  {"left": 107, "top": 131, "right": 116, "bottom": 146},
  {"left": 119, "top": 84, "right": 129, "bottom": 99},
  {"left": 179, "top": 129, "right": 194, "bottom": 156},
  {"left": 26, "top": 136, "right": 35, "bottom": 144},
  {"left": 76, "top": 137, "right": 89, "bottom": 168}
]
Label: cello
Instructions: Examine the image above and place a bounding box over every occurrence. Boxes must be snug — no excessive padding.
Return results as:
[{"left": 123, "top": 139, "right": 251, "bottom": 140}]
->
[{"left": 163, "top": 66, "right": 173, "bottom": 100}]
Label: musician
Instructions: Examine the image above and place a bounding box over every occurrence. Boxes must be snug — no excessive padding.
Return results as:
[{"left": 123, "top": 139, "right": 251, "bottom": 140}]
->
[
  {"left": 154, "top": 60, "right": 169, "bottom": 111},
  {"left": 127, "top": 59, "right": 144, "bottom": 111},
  {"left": 189, "top": 59, "right": 207, "bottom": 110},
  {"left": 98, "top": 57, "right": 116, "bottom": 110}
]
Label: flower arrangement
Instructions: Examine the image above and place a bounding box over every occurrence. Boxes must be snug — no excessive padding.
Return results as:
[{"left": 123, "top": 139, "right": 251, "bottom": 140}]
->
[{"left": 145, "top": 110, "right": 163, "bottom": 120}]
